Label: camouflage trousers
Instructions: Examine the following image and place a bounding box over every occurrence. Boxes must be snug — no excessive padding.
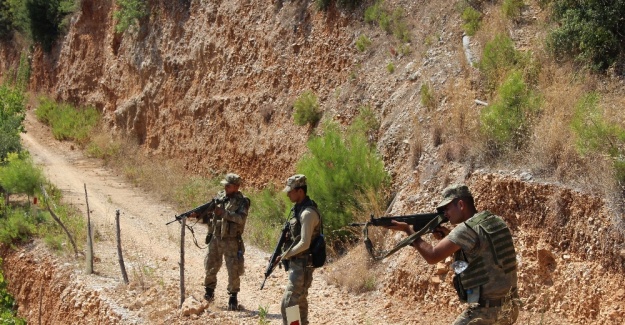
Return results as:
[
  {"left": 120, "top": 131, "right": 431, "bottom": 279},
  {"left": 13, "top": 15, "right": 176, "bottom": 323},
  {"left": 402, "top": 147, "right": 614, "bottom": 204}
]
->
[
  {"left": 452, "top": 301, "right": 519, "bottom": 325},
  {"left": 281, "top": 256, "right": 314, "bottom": 325},
  {"left": 203, "top": 236, "right": 245, "bottom": 293}
]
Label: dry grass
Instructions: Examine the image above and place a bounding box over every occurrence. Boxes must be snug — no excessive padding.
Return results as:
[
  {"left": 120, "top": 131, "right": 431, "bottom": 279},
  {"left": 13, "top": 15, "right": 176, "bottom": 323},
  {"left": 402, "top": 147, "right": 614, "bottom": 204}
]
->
[
  {"left": 325, "top": 244, "right": 381, "bottom": 294},
  {"left": 86, "top": 126, "right": 220, "bottom": 210}
]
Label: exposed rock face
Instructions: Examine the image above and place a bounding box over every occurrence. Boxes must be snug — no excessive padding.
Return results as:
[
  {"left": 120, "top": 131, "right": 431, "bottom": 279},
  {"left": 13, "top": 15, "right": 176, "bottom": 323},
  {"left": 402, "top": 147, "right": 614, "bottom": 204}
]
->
[{"left": 26, "top": 0, "right": 356, "bottom": 186}]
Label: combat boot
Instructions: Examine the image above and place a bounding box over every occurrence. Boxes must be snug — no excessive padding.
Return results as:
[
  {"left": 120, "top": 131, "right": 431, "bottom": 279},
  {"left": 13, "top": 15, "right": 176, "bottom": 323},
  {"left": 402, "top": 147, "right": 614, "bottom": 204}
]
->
[
  {"left": 204, "top": 287, "right": 214, "bottom": 302},
  {"left": 227, "top": 292, "right": 238, "bottom": 311}
]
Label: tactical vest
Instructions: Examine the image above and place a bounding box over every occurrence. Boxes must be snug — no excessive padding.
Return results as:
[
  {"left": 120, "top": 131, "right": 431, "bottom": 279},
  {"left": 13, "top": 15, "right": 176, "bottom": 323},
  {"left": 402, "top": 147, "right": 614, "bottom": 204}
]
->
[
  {"left": 285, "top": 197, "right": 321, "bottom": 257},
  {"left": 207, "top": 191, "right": 250, "bottom": 239},
  {"left": 454, "top": 211, "right": 517, "bottom": 295}
]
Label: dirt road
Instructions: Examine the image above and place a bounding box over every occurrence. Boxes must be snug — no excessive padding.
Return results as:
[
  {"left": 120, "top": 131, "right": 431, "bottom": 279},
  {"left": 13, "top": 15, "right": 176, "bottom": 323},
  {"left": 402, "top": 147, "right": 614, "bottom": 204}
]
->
[{"left": 18, "top": 111, "right": 407, "bottom": 324}]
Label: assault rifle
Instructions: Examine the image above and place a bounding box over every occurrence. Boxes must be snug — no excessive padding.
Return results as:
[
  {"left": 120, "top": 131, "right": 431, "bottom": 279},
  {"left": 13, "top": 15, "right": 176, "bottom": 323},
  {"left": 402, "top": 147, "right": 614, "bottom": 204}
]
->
[
  {"left": 260, "top": 221, "right": 291, "bottom": 290},
  {"left": 165, "top": 196, "right": 229, "bottom": 225},
  {"left": 350, "top": 212, "right": 449, "bottom": 260}
]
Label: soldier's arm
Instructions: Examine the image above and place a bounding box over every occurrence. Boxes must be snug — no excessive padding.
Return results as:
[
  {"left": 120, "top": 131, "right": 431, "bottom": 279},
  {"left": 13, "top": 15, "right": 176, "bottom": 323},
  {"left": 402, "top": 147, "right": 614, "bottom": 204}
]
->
[{"left": 221, "top": 200, "right": 249, "bottom": 225}]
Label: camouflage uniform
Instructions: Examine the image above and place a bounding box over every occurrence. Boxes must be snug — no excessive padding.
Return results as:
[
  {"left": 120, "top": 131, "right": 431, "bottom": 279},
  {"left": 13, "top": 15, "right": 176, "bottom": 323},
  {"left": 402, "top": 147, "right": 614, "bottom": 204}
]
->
[
  {"left": 199, "top": 176, "right": 250, "bottom": 297},
  {"left": 280, "top": 175, "right": 321, "bottom": 325},
  {"left": 447, "top": 210, "right": 519, "bottom": 325}
]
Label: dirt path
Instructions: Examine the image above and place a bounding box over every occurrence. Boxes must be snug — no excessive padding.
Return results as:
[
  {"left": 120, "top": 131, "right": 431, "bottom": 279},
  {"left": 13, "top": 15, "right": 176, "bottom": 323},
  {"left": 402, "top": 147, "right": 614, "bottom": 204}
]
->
[{"left": 18, "top": 111, "right": 408, "bottom": 324}]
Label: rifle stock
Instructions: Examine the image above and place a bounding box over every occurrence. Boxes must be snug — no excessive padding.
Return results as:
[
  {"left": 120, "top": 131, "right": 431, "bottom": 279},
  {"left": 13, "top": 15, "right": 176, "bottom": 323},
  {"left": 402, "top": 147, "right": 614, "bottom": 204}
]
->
[{"left": 260, "top": 221, "right": 290, "bottom": 290}]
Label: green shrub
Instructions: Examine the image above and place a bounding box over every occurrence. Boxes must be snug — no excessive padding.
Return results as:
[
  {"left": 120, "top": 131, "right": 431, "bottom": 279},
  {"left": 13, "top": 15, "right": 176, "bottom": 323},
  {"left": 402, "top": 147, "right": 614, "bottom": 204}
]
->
[
  {"left": 420, "top": 83, "right": 436, "bottom": 109},
  {"left": 296, "top": 120, "right": 390, "bottom": 238},
  {"left": 114, "top": 0, "right": 148, "bottom": 33},
  {"left": 461, "top": 6, "right": 481, "bottom": 36},
  {"left": 502, "top": 0, "right": 524, "bottom": 20},
  {"left": 0, "top": 208, "right": 37, "bottom": 245},
  {"left": 547, "top": 0, "right": 625, "bottom": 72},
  {"left": 0, "top": 152, "right": 44, "bottom": 197},
  {"left": 35, "top": 97, "right": 100, "bottom": 145},
  {"left": 478, "top": 34, "right": 521, "bottom": 91},
  {"left": 480, "top": 71, "right": 540, "bottom": 151},
  {"left": 386, "top": 62, "right": 395, "bottom": 73},
  {"left": 293, "top": 90, "right": 322, "bottom": 127},
  {"left": 364, "top": 1, "right": 410, "bottom": 42},
  {"left": 355, "top": 34, "right": 372, "bottom": 52},
  {"left": 244, "top": 185, "right": 289, "bottom": 250},
  {"left": 0, "top": 85, "right": 25, "bottom": 161},
  {"left": 570, "top": 92, "right": 625, "bottom": 182}
]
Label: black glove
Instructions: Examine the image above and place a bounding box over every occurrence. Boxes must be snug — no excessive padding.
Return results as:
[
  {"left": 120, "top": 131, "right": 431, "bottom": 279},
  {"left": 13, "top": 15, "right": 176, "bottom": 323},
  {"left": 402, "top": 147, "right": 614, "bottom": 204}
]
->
[{"left": 205, "top": 233, "right": 213, "bottom": 245}]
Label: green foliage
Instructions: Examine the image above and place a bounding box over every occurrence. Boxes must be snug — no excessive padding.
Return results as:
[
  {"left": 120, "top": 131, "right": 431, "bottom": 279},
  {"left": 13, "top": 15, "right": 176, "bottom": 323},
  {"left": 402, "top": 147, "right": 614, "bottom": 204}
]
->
[
  {"left": 480, "top": 71, "right": 540, "bottom": 151},
  {"left": 293, "top": 90, "right": 322, "bottom": 127},
  {"left": 570, "top": 92, "right": 625, "bottom": 181},
  {"left": 114, "top": 0, "right": 148, "bottom": 33},
  {"left": 0, "top": 85, "right": 25, "bottom": 161},
  {"left": 26, "top": 0, "right": 76, "bottom": 51},
  {"left": 478, "top": 34, "right": 523, "bottom": 91},
  {"left": 355, "top": 34, "right": 372, "bottom": 52},
  {"left": 245, "top": 186, "right": 289, "bottom": 250},
  {"left": 296, "top": 119, "right": 390, "bottom": 238},
  {"left": 364, "top": 1, "right": 410, "bottom": 43},
  {"left": 0, "top": 153, "right": 44, "bottom": 197},
  {"left": 386, "top": 61, "right": 394, "bottom": 73},
  {"left": 420, "top": 83, "right": 436, "bottom": 109},
  {"left": 35, "top": 97, "right": 100, "bottom": 145},
  {"left": 547, "top": 0, "right": 625, "bottom": 72},
  {"left": 502, "top": 0, "right": 524, "bottom": 20},
  {"left": 461, "top": 6, "right": 481, "bottom": 36},
  {"left": 0, "top": 258, "right": 27, "bottom": 324},
  {"left": 0, "top": 208, "right": 36, "bottom": 245}
]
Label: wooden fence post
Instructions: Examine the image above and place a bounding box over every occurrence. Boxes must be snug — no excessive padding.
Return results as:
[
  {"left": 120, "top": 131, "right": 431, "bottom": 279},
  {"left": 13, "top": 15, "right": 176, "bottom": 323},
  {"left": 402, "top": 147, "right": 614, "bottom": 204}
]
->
[
  {"left": 116, "top": 209, "right": 129, "bottom": 284},
  {"left": 180, "top": 218, "right": 186, "bottom": 307},
  {"left": 84, "top": 184, "right": 93, "bottom": 274}
]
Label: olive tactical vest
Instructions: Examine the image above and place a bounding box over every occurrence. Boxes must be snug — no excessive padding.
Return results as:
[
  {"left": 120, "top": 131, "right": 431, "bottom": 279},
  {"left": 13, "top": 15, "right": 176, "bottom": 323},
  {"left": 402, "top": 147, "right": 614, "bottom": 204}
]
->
[
  {"left": 285, "top": 197, "right": 321, "bottom": 257},
  {"left": 208, "top": 191, "right": 250, "bottom": 239},
  {"left": 454, "top": 211, "right": 518, "bottom": 294}
]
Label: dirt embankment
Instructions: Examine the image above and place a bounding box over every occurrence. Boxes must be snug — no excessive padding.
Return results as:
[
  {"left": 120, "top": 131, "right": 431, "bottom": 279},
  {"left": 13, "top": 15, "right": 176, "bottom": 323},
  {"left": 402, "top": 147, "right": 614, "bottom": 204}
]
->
[{"left": 4, "top": 111, "right": 625, "bottom": 325}]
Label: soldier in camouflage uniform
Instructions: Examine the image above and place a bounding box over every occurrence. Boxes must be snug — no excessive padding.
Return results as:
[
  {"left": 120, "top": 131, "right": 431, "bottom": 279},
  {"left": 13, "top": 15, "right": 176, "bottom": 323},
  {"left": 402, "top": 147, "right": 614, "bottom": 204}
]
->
[
  {"left": 386, "top": 184, "right": 519, "bottom": 324},
  {"left": 278, "top": 174, "right": 321, "bottom": 325},
  {"left": 191, "top": 173, "right": 250, "bottom": 311}
]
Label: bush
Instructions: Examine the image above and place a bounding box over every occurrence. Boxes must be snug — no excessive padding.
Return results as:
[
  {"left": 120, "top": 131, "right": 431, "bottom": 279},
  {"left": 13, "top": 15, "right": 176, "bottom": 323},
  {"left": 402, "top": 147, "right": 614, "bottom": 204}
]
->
[
  {"left": 0, "top": 85, "right": 25, "bottom": 161},
  {"left": 0, "top": 152, "right": 44, "bottom": 198},
  {"left": 420, "top": 83, "right": 436, "bottom": 110},
  {"left": 480, "top": 71, "right": 540, "bottom": 151},
  {"left": 478, "top": 34, "right": 521, "bottom": 91},
  {"left": 0, "top": 208, "right": 37, "bottom": 245},
  {"left": 364, "top": 1, "right": 410, "bottom": 42},
  {"left": 35, "top": 97, "right": 100, "bottom": 145},
  {"left": 386, "top": 61, "right": 395, "bottom": 73},
  {"left": 547, "top": 0, "right": 625, "bottom": 72},
  {"left": 244, "top": 185, "right": 289, "bottom": 250},
  {"left": 461, "top": 6, "right": 481, "bottom": 36},
  {"left": 296, "top": 119, "right": 390, "bottom": 239},
  {"left": 570, "top": 92, "right": 625, "bottom": 181},
  {"left": 114, "top": 0, "right": 148, "bottom": 33},
  {"left": 502, "top": 0, "right": 524, "bottom": 20},
  {"left": 293, "top": 90, "right": 322, "bottom": 127},
  {"left": 355, "top": 34, "right": 372, "bottom": 52}
]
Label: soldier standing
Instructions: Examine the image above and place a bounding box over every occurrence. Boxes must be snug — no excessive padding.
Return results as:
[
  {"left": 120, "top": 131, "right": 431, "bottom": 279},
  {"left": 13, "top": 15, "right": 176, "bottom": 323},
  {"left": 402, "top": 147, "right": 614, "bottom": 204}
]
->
[
  {"left": 386, "top": 184, "right": 519, "bottom": 324},
  {"left": 279, "top": 174, "right": 321, "bottom": 325},
  {"left": 191, "top": 173, "right": 250, "bottom": 311}
]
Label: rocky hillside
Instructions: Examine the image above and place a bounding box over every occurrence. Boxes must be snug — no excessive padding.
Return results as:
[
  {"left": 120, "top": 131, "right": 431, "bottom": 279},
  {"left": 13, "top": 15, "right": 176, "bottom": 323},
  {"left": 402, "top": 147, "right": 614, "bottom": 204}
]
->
[{"left": 2, "top": 0, "right": 625, "bottom": 324}]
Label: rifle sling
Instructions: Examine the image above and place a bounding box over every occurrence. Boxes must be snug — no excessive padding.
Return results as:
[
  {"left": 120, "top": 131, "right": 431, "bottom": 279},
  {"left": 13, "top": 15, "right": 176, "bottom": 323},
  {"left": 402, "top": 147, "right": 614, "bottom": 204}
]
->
[{"left": 364, "top": 215, "right": 444, "bottom": 261}]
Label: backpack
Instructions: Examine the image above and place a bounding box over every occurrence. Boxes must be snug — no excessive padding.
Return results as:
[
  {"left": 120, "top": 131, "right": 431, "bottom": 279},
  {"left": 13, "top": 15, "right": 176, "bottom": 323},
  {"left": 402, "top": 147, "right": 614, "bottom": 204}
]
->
[{"left": 310, "top": 215, "right": 326, "bottom": 268}]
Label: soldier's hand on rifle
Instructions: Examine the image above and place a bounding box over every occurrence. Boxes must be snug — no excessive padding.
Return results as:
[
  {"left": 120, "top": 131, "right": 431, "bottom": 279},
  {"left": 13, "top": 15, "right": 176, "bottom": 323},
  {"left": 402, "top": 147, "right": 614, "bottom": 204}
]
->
[
  {"left": 189, "top": 212, "right": 199, "bottom": 219},
  {"left": 214, "top": 206, "right": 225, "bottom": 217},
  {"left": 432, "top": 225, "right": 450, "bottom": 240},
  {"left": 385, "top": 220, "right": 412, "bottom": 235}
]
